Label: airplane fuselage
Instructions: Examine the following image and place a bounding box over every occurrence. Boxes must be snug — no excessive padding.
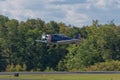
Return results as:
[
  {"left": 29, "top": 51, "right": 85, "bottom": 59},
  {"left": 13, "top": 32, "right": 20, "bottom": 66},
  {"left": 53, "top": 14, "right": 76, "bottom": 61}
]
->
[{"left": 36, "top": 34, "right": 81, "bottom": 44}]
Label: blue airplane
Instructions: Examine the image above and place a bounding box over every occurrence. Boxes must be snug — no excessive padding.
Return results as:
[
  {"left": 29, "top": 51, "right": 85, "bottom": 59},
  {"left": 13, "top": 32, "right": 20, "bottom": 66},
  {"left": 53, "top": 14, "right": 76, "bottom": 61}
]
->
[{"left": 36, "top": 33, "right": 81, "bottom": 44}]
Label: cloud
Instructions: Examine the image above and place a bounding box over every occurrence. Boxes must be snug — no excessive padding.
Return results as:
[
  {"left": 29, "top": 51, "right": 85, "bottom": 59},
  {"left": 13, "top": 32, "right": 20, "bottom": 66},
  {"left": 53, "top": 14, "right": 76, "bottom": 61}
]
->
[
  {"left": 0, "top": 0, "right": 43, "bottom": 20},
  {"left": 56, "top": 3, "right": 89, "bottom": 26},
  {"left": 87, "top": 0, "right": 120, "bottom": 9},
  {"left": 0, "top": 0, "right": 53, "bottom": 19},
  {"left": 0, "top": 0, "right": 120, "bottom": 27},
  {"left": 0, "top": 0, "right": 90, "bottom": 26},
  {"left": 87, "top": 0, "right": 106, "bottom": 9},
  {"left": 64, "top": 10, "right": 89, "bottom": 26}
]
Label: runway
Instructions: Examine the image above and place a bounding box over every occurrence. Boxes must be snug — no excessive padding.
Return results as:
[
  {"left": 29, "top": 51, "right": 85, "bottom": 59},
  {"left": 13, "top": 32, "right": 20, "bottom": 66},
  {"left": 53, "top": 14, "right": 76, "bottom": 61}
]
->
[{"left": 0, "top": 71, "right": 120, "bottom": 75}]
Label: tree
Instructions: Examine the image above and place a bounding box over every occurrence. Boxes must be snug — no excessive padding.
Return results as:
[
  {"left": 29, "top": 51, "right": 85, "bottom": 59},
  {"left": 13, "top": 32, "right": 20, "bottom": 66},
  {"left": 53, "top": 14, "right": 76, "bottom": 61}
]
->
[
  {"left": 0, "top": 15, "right": 9, "bottom": 26},
  {"left": 85, "top": 60, "right": 120, "bottom": 71},
  {"left": 46, "top": 21, "right": 59, "bottom": 34}
]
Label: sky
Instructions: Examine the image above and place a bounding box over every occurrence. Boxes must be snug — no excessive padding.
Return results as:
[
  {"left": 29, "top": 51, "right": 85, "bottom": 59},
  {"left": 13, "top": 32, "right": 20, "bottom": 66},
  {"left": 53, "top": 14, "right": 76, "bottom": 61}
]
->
[{"left": 0, "top": 0, "right": 120, "bottom": 27}]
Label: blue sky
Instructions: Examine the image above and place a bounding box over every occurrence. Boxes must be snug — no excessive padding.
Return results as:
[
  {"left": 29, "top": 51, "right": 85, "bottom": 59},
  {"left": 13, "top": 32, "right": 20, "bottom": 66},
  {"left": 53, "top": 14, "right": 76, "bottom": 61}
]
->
[{"left": 0, "top": 0, "right": 120, "bottom": 27}]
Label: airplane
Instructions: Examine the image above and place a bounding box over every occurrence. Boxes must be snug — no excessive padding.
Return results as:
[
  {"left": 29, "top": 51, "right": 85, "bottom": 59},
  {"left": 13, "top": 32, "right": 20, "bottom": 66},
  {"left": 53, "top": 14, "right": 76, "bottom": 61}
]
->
[{"left": 36, "top": 33, "right": 81, "bottom": 45}]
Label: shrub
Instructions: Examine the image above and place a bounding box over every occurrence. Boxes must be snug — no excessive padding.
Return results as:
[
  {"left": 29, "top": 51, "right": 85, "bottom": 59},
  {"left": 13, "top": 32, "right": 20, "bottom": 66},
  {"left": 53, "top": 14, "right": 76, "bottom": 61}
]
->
[
  {"left": 5, "top": 64, "right": 27, "bottom": 72},
  {"left": 85, "top": 60, "right": 120, "bottom": 71}
]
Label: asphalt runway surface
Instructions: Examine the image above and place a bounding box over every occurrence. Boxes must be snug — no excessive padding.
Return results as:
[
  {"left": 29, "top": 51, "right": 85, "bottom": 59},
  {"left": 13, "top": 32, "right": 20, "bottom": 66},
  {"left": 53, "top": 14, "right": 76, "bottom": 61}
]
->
[{"left": 0, "top": 71, "right": 120, "bottom": 75}]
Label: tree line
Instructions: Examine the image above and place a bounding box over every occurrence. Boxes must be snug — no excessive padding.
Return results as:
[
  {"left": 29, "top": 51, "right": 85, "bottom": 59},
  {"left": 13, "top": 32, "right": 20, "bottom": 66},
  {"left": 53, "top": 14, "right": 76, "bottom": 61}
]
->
[{"left": 0, "top": 15, "right": 120, "bottom": 72}]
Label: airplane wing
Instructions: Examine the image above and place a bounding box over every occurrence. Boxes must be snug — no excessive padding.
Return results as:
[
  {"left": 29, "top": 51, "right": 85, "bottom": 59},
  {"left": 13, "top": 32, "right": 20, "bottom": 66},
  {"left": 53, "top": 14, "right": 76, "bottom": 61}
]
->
[
  {"left": 56, "top": 39, "right": 80, "bottom": 44},
  {"left": 36, "top": 39, "right": 80, "bottom": 44}
]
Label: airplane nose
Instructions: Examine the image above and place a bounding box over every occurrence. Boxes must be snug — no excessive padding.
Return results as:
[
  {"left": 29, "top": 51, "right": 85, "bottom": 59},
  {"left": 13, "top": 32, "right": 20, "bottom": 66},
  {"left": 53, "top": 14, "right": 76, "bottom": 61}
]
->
[
  {"left": 41, "top": 35, "right": 46, "bottom": 40},
  {"left": 41, "top": 35, "right": 48, "bottom": 40},
  {"left": 41, "top": 34, "right": 51, "bottom": 42}
]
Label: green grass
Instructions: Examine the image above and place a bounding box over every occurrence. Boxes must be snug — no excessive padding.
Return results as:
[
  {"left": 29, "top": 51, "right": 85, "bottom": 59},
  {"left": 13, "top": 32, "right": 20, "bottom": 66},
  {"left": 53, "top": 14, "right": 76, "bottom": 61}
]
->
[{"left": 0, "top": 74, "right": 120, "bottom": 80}]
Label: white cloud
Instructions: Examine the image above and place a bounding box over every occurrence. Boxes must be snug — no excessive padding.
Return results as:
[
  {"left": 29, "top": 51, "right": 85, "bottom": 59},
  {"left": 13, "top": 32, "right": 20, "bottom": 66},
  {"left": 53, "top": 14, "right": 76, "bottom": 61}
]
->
[
  {"left": 64, "top": 10, "right": 89, "bottom": 26},
  {"left": 57, "top": 4, "right": 89, "bottom": 26},
  {"left": 0, "top": 0, "right": 90, "bottom": 26},
  {"left": 54, "top": 2, "right": 90, "bottom": 22},
  {"left": 96, "top": 0, "right": 106, "bottom": 8},
  {"left": 0, "top": 0, "right": 42, "bottom": 20},
  {"left": 87, "top": 0, "right": 106, "bottom": 9},
  {"left": 87, "top": 0, "right": 120, "bottom": 9},
  {"left": 0, "top": 0, "right": 120, "bottom": 27}
]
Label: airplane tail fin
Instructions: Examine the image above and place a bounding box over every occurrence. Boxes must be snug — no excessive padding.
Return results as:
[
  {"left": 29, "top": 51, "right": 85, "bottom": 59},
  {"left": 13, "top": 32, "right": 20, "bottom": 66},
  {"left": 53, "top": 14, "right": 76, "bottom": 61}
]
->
[{"left": 75, "top": 33, "right": 81, "bottom": 39}]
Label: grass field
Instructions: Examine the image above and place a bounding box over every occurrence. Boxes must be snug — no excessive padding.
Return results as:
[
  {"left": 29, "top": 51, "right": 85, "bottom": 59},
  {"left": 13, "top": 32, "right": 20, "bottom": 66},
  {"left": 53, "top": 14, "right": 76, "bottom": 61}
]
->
[{"left": 0, "top": 74, "right": 120, "bottom": 80}]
